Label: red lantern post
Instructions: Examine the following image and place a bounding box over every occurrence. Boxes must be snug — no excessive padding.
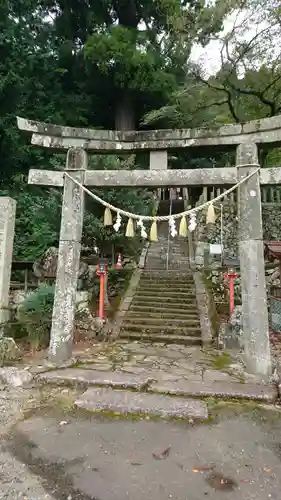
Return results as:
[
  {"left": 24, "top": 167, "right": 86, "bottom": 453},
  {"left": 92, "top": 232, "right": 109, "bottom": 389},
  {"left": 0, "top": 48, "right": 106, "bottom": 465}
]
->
[
  {"left": 96, "top": 259, "right": 108, "bottom": 319},
  {"left": 223, "top": 269, "right": 239, "bottom": 316},
  {"left": 116, "top": 253, "right": 122, "bottom": 270}
]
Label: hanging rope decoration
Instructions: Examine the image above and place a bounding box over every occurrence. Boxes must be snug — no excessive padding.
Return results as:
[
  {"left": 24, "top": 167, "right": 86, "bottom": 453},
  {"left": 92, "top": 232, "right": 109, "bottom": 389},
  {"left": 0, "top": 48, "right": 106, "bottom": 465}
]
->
[
  {"left": 64, "top": 166, "right": 260, "bottom": 241},
  {"left": 206, "top": 203, "right": 216, "bottom": 224}
]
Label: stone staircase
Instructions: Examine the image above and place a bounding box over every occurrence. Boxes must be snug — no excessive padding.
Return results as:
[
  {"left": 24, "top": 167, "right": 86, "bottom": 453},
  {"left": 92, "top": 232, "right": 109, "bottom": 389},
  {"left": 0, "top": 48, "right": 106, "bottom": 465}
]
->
[
  {"left": 145, "top": 199, "right": 190, "bottom": 271},
  {"left": 119, "top": 200, "right": 202, "bottom": 345}
]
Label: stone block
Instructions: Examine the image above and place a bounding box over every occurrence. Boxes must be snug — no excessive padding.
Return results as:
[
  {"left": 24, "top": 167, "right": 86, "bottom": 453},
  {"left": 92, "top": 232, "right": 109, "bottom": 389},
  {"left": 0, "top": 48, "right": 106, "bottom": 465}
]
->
[
  {"left": 75, "top": 387, "right": 209, "bottom": 420},
  {"left": 148, "top": 379, "right": 277, "bottom": 402},
  {"left": 39, "top": 368, "right": 153, "bottom": 390},
  {"left": 0, "top": 367, "right": 33, "bottom": 387},
  {"left": 0, "top": 337, "right": 21, "bottom": 362},
  {"left": 149, "top": 150, "right": 168, "bottom": 170}
]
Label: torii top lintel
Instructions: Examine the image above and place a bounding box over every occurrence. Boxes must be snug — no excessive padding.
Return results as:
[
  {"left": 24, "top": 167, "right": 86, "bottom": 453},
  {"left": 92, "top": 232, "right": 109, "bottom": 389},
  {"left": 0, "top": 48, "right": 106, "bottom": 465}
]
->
[{"left": 17, "top": 115, "right": 281, "bottom": 152}]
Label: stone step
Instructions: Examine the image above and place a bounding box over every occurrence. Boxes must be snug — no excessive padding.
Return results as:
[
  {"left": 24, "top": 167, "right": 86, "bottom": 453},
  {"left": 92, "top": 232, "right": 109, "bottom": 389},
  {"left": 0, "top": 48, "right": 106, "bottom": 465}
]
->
[
  {"left": 119, "top": 331, "right": 202, "bottom": 345},
  {"left": 148, "top": 252, "right": 188, "bottom": 256},
  {"left": 130, "top": 302, "right": 199, "bottom": 312},
  {"left": 75, "top": 387, "right": 208, "bottom": 420},
  {"left": 127, "top": 308, "right": 199, "bottom": 319},
  {"left": 145, "top": 263, "right": 188, "bottom": 272},
  {"left": 123, "top": 317, "right": 200, "bottom": 327},
  {"left": 137, "top": 290, "right": 196, "bottom": 296},
  {"left": 133, "top": 296, "right": 197, "bottom": 305},
  {"left": 139, "top": 279, "right": 195, "bottom": 286},
  {"left": 140, "top": 280, "right": 194, "bottom": 286},
  {"left": 146, "top": 253, "right": 188, "bottom": 257},
  {"left": 147, "top": 250, "right": 187, "bottom": 254},
  {"left": 134, "top": 290, "right": 197, "bottom": 298},
  {"left": 146, "top": 256, "right": 188, "bottom": 260},
  {"left": 141, "top": 272, "right": 194, "bottom": 278},
  {"left": 147, "top": 252, "right": 188, "bottom": 256},
  {"left": 146, "top": 263, "right": 190, "bottom": 266},
  {"left": 39, "top": 368, "right": 152, "bottom": 390},
  {"left": 137, "top": 287, "right": 196, "bottom": 300},
  {"left": 147, "top": 246, "right": 185, "bottom": 250},
  {"left": 145, "top": 264, "right": 187, "bottom": 272},
  {"left": 120, "top": 322, "right": 201, "bottom": 335},
  {"left": 148, "top": 379, "right": 278, "bottom": 403},
  {"left": 146, "top": 256, "right": 189, "bottom": 260},
  {"left": 145, "top": 264, "right": 190, "bottom": 269},
  {"left": 138, "top": 285, "right": 196, "bottom": 293},
  {"left": 138, "top": 283, "right": 195, "bottom": 291},
  {"left": 145, "top": 261, "right": 189, "bottom": 266}
]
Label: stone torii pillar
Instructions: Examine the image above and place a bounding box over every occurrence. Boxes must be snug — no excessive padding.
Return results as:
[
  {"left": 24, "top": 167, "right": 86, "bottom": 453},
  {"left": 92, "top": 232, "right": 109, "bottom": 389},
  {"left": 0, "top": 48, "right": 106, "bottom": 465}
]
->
[
  {"left": 0, "top": 198, "right": 16, "bottom": 332},
  {"left": 236, "top": 143, "right": 271, "bottom": 376},
  {"left": 49, "top": 148, "right": 87, "bottom": 363}
]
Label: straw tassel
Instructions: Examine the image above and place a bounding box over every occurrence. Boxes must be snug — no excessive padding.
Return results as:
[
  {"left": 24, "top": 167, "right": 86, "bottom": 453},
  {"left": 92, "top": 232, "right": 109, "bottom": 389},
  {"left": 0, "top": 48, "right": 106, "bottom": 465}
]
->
[
  {"left": 104, "top": 207, "right": 113, "bottom": 226},
  {"left": 206, "top": 203, "right": 216, "bottom": 224},
  {"left": 125, "top": 218, "right": 135, "bottom": 237},
  {"left": 150, "top": 221, "right": 158, "bottom": 242},
  {"left": 179, "top": 215, "right": 188, "bottom": 237}
]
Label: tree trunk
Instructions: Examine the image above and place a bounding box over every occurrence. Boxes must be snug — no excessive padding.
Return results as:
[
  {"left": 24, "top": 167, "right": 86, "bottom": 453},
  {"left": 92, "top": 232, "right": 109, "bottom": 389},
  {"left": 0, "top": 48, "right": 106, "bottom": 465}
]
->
[{"left": 115, "top": 90, "right": 135, "bottom": 130}]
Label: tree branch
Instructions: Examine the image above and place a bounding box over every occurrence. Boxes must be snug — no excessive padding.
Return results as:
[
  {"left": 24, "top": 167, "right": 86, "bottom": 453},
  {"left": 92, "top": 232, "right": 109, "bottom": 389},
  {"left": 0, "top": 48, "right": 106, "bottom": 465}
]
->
[
  {"left": 226, "top": 80, "right": 278, "bottom": 116},
  {"left": 194, "top": 73, "right": 241, "bottom": 123}
]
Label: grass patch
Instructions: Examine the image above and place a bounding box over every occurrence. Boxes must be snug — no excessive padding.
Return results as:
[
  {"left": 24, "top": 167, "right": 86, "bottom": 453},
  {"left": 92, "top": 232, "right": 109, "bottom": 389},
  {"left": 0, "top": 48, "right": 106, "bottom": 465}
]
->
[{"left": 211, "top": 351, "right": 231, "bottom": 370}]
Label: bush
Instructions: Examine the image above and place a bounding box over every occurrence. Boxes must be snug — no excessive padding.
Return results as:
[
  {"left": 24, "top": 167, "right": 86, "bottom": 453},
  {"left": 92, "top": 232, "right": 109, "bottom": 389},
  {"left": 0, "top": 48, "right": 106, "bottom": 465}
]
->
[{"left": 17, "top": 284, "right": 55, "bottom": 352}]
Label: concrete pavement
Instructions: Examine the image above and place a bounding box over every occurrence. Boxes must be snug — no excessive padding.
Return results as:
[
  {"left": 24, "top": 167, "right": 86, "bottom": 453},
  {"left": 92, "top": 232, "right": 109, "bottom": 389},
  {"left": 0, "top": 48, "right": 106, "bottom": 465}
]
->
[{"left": 1, "top": 396, "right": 281, "bottom": 500}]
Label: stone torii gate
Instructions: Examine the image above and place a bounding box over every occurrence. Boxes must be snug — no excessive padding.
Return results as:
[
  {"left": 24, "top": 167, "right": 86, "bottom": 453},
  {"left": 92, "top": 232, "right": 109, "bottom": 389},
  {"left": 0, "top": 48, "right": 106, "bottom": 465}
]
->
[{"left": 17, "top": 115, "right": 281, "bottom": 375}]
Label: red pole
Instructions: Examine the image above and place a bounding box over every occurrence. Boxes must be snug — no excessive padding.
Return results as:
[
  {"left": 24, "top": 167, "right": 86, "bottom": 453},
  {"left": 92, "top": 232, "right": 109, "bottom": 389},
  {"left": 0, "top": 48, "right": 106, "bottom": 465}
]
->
[
  {"left": 99, "top": 273, "right": 105, "bottom": 319},
  {"left": 223, "top": 271, "right": 238, "bottom": 317},
  {"left": 229, "top": 276, "right": 235, "bottom": 315}
]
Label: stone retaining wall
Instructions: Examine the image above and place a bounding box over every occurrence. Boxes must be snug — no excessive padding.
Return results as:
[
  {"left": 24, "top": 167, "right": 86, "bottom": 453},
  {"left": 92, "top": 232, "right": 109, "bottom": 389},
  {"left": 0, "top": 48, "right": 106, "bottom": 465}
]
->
[
  {"left": 194, "top": 202, "right": 281, "bottom": 266},
  {"left": 205, "top": 265, "right": 280, "bottom": 308}
]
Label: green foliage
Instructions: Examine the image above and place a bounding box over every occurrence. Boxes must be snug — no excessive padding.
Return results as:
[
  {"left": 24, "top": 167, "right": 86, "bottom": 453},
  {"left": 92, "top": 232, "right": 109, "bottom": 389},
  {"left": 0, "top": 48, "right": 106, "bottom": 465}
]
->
[
  {"left": 0, "top": 155, "right": 154, "bottom": 260},
  {"left": 3, "top": 0, "right": 281, "bottom": 265},
  {"left": 84, "top": 25, "right": 177, "bottom": 95},
  {"left": 0, "top": 180, "right": 61, "bottom": 260},
  {"left": 17, "top": 284, "right": 55, "bottom": 351}
]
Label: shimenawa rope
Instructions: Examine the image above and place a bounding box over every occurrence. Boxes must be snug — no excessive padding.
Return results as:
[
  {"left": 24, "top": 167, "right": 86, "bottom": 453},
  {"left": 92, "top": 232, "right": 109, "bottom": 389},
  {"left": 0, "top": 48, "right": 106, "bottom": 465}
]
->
[{"left": 64, "top": 165, "right": 260, "bottom": 222}]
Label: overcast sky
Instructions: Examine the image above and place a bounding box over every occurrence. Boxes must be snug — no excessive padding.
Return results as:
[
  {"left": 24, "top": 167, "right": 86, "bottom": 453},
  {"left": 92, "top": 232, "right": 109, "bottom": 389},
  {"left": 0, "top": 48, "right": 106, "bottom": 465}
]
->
[{"left": 190, "top": 8, "right": 271, "bottom": 76}]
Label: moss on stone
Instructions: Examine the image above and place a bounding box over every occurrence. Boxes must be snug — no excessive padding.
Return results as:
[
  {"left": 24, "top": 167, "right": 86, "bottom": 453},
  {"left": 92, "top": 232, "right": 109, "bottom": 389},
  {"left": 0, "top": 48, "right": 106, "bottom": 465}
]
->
[{"left": 210, "top": 351, "right": 231, "bottom": 370}]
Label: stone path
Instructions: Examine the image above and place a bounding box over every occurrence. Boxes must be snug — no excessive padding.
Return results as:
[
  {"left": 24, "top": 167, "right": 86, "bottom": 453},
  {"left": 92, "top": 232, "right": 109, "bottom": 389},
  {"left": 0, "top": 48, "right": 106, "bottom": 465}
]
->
[
  {"left": 70, "top": 341, "right": 262, "bottom": 385},
  {"left": 30, "top": 341, "right": 278, "bottom": 418}
]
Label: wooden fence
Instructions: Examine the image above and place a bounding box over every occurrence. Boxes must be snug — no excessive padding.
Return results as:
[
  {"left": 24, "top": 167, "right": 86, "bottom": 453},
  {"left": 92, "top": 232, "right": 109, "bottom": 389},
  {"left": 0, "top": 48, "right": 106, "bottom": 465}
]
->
[{"left": 158, "top": 186, "right": 281, "bottom": 205}]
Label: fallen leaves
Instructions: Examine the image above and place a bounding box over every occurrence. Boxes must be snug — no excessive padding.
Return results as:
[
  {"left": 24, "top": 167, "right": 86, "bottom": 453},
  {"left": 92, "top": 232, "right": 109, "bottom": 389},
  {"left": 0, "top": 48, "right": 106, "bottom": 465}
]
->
[
  {"left": 192, "top": 466, "right": 215, "bottom": 472},
  {"left": 206, "top": 473, "right": 237, "bottom": 491},
  {"left": 152, "top": 446, "right": 171, "bottom": 460}
]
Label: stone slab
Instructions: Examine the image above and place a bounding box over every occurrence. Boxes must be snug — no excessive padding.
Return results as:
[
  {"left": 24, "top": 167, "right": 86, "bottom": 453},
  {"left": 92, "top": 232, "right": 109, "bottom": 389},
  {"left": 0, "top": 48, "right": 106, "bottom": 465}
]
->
[
  {"left": 0, "top": 367, "right": 33, "bottom": 388},
  {"left": 75, "top": 387, "right": 208, "bottom": 420},
  {"left": 38, "top": 368, "right": 153, "bottom": 390},
  {"left": 148, "top": 380, "right": 278, "bottom": 402}
]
